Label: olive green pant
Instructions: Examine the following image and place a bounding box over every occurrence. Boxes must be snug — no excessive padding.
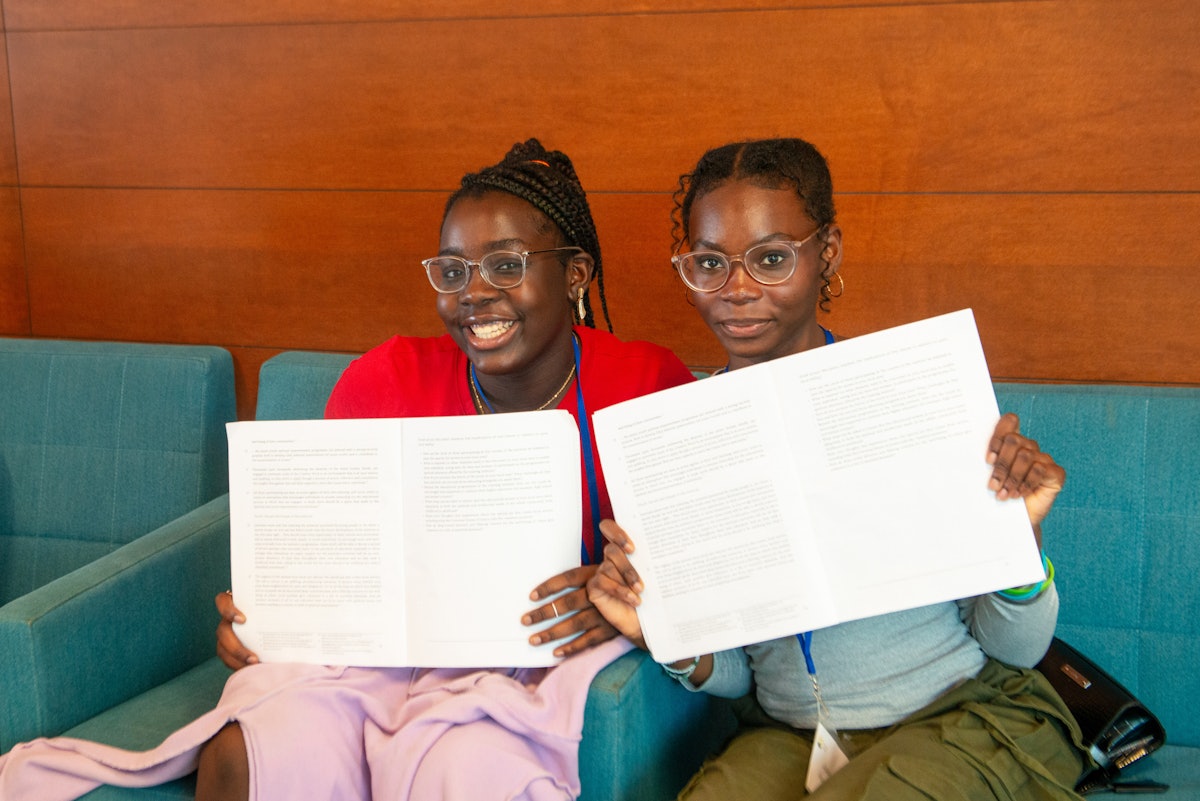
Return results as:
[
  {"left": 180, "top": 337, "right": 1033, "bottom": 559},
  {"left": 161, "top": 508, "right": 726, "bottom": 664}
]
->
[{"left": 679, "top": 660, "right": 1091, "bottom": 801}]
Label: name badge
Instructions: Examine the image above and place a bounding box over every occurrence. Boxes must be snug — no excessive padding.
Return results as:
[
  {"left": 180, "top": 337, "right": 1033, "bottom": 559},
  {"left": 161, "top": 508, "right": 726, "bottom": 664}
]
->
[{"left": 805, "top": 721, "right": 850, "bottom": 792}]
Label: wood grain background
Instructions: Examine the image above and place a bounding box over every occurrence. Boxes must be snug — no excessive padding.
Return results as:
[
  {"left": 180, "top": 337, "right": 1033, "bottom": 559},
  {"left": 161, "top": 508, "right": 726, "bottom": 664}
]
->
[{"left": 1, "top": 0, "right": 1196, "bottom": 418}]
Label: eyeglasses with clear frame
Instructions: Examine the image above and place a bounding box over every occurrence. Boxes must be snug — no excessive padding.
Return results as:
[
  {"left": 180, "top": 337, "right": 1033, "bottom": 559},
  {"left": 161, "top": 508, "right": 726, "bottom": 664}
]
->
[
  {"left": 672, "top": 227, "right": 823, "bottom": 293},
  {"left": 422, "top": 246, "right": 583, "bottom": 294}
]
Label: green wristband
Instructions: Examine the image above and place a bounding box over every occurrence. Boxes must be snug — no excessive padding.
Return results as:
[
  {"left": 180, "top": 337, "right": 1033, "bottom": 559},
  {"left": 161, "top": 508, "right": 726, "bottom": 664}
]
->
[{"left": 997, "top": 552, "right": 1055, "bottom": 602}]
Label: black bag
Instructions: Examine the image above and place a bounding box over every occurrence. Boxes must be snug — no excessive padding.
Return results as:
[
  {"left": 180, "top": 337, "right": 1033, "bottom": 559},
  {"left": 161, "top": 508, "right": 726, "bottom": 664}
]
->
[{"left": 1037, "top": 637, "right": 1168, "bottom": 794}]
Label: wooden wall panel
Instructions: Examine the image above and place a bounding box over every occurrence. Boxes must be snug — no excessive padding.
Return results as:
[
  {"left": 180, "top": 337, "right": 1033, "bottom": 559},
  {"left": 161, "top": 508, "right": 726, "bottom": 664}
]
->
[
  {"left": 0, "top": 21, "right": 29, "bottom": 336},
  {"left": 22, "top": 185, "right": 1198, "bottom": 385},
  {"left": 0, "top": 33, "right": 17, "bottom": 186},
  {"left": 8, "top": 1, "right": 1196, "bottom": 192},
  {"left": 4, "top": 0, "right": 1198, "bottom": 417},
  {"left": 0, "top": 189, "right": 30, "bottom": 336},
  {"left": 22, "top": 187, "right": 447, "bottom": 350},
  {"left": 3, "top": 0, "right": 984, "bottom": 31},
  {"left": 826, "top": 194, "right": 1200, "bottom": 384}
]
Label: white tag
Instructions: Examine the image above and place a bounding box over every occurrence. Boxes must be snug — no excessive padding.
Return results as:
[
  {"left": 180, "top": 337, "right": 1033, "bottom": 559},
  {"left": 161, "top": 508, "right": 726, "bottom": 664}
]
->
[{"left": 805, "top": 721, "right": 850, "bottom": 793}]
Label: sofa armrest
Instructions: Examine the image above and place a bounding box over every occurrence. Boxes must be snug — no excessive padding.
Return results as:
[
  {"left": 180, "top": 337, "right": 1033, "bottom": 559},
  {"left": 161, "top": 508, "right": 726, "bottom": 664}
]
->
[
  {"left": 0, "top": 495, "right": 231, "bottom": 752},
  {"left": 580, "top": 648, "right": 734, "bottom": 801}
]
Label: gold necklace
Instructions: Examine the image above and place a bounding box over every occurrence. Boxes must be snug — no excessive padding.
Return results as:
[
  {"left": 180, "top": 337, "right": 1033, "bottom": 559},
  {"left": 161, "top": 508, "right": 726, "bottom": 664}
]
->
[{"left": 469, "top": 362, "right": 577, "bottom": 414}]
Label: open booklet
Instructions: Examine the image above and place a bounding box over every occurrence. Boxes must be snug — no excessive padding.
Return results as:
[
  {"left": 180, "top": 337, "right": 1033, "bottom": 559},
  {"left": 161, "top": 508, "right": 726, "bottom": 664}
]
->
[
  {"left": 226, "top": 410, "right": 581, "bottom": 668},
  {"left": 591, "top": 309, "right": 1047, "bottom": 664}
]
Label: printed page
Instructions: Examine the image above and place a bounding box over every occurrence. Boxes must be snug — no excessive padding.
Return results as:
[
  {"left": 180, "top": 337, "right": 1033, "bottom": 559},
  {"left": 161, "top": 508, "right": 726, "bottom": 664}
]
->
[
  {"left": 774, "top": 309, "right": 1045, "bottom": 623},
  {"left": 400, "top": 411, "right": 581, "bottom": 667},
  {"left": 592, "top": 367, "right": 839, "bottom": 664},
  {"left": 228, "top": 418, "right": 408, "bottom": 665},
  {"left": 593, "top": 310, "right": 1045, "bottom": 663},
  {"left": 228, "top": 411, "right": 581, "bottom": 668}
]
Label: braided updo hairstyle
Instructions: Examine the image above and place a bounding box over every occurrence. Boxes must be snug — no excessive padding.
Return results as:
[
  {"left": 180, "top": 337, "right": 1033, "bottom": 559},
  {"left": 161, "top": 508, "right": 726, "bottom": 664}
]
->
[
  {"left": 446, "top": 139, "right": 611, "bottom": 331},
  {"left": 671, "top": 138, "right": 840, "bottom": 311}
]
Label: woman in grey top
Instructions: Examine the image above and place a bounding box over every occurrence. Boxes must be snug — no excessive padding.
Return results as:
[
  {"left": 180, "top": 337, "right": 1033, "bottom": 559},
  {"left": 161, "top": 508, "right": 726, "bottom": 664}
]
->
[{"left": 588, "top": 137, "right": 1089, "bottom": 800}]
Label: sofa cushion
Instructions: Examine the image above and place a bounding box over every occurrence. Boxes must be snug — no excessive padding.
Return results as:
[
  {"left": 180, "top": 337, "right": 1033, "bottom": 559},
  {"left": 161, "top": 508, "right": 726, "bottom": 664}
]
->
[
  {"left": 255, "top": 351, "right": 354, "bottom": 421},
  {"left": 0, "top": 339, "right": 234, "bottom": 605},
  {"left": 994, "top": 384, "right": 1200, "bottom": 752}
]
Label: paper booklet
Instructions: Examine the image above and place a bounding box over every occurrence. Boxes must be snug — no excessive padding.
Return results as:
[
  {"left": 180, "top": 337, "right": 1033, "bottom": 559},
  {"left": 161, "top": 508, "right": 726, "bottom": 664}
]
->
[
  {"left": 226, "top": 410, "right": 581, "bottom": 668},
  {"left": 590, "top": 309, "right": 1046, "bottom": 664}
]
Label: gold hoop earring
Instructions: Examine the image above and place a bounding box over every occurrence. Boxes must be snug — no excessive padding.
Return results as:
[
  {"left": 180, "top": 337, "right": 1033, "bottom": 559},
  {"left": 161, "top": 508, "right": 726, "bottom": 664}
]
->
[
  {"left": 576, "top": 287, "right": 587, "bottom": 321},
  {"left": 827, "top": 272, "right": 844, "bottom": 299}
]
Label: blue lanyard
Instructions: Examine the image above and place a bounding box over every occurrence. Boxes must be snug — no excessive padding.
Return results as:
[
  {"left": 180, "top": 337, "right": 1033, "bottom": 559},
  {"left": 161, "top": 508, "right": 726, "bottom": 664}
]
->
[
  {"left": 798, "top": 631, "right": 816, "bottom": 675},
  {"left": 799, "top": 630, "right": 836, "bottom": 726},
  {"left": 571, "top": 335, "right": 602, "bottom": 565},
  {"left": 467, "top": 335, "right": 600, "bottom": 565}
]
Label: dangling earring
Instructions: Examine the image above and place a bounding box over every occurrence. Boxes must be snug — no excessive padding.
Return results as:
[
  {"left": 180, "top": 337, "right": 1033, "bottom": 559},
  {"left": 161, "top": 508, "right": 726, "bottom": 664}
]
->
[
  {"left": 827, "top": 272, "right": 845, "bottom": 298},
  {"left": 576, "top": 287, "right": 587, "bottom": 321}
]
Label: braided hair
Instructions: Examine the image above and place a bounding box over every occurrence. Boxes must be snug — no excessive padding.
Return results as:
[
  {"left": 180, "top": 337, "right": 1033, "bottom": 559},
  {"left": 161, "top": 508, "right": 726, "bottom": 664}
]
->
[
  {"left": 445, "top": 139, "right": 611, "bottom": 331},
  {"left": 672, "top": 138, "right": 840, "bottom": 311}
]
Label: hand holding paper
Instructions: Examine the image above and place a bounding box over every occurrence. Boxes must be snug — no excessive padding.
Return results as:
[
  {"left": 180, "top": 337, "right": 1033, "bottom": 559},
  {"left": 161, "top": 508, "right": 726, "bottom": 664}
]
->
[
  {"left": 986, "top": 412, "right": 1066, "bottom": 540},
  {"left": 591, "top": 310, "right": 1046, "bottom": 664},
  {"left": 586, "top": 519, "right": 650, "bottom": 651},
  {"left": 226, "top": 410, "right": 582, "bottom": 668}
]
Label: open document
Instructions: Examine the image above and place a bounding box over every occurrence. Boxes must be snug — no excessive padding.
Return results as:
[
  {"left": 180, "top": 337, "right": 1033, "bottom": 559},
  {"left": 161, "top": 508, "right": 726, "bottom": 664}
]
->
[
  {"left": 591, "top": 309, "right": 1046, "bottom": 664},
  {"left": 226, "top": 410, "right": 581, "bottom": 668}
]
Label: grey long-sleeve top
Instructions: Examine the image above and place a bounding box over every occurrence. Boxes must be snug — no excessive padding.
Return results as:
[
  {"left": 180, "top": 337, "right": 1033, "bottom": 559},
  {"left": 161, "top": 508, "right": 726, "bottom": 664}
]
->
[{"left": 686, "top": 585, "right": 1058, "bottom": 731}]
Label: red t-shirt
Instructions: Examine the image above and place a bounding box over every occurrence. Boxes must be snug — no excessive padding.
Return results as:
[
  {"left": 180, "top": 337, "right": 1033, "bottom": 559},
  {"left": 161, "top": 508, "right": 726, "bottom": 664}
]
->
[{"left": 326, "top": 326, "right": 694, "bottom": 563}]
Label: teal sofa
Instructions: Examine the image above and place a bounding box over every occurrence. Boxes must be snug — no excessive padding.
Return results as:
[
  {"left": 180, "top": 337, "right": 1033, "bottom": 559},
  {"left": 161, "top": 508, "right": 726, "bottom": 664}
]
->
[
  {"left": 8, "top": 350, "right": 1198, "bottom": 798},
  {"left": 0, "top": 338, "right": 236, "bottom": 754},
  {"left": 993, "top": 384, "right": 1199, "bottom": 796}
]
